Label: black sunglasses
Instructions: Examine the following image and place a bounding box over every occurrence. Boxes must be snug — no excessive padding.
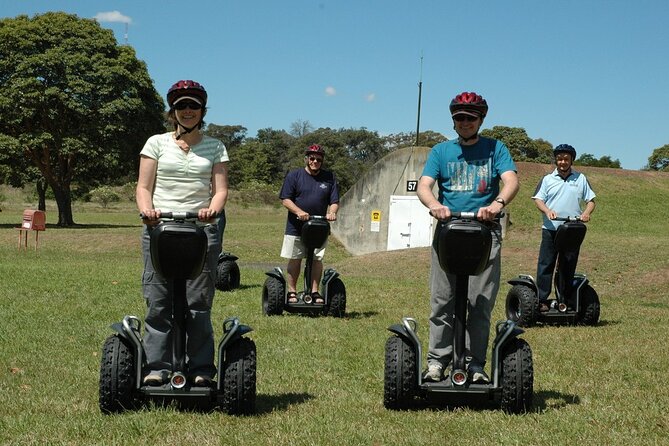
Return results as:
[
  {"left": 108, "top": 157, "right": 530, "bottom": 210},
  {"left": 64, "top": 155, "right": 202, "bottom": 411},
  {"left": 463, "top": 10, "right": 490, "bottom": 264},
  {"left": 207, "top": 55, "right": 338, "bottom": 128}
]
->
[
  {"left": 174, "top": 101, "right": 203, "bottom": 111},
  {"left": 453, "top": 115, "right": 479, "bottom": 122},
  {"left": 308, "top": 156, "right": 323, "bottom": 163}
]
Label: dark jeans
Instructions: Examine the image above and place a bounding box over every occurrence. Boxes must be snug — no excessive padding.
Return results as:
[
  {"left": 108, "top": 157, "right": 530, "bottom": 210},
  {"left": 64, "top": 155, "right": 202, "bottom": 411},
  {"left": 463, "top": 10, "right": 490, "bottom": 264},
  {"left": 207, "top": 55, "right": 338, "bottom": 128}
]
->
[{"left": 536, "top": 228, "right": 580, "bottom": 303}]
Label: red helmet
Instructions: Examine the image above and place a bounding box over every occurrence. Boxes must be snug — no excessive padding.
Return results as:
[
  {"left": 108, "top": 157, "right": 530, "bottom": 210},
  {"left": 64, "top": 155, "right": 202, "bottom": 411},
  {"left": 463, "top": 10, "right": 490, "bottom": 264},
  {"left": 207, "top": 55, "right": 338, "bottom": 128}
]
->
[
  {"left": 167, "top": 80, "right": 208, "bottom": 108},
  {"left": 305, "top": 144, "right": 325, "bottom": 156},
  {"left": 449, "top": 91, "right": 488, "bottom": 118}
]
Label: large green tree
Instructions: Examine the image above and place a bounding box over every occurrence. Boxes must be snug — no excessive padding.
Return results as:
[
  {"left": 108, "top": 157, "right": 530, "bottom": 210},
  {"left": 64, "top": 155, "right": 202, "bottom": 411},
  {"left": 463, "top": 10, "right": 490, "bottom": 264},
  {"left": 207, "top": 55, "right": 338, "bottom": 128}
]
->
[
  {"left": 480, "top": 126, "right": 553, "bottom": 163},
  {"left": 646, "top": 144, "right": 669, "bottom": 172},
  {"left": 0, "top": 12, "right": 164, "bottom": 225}
]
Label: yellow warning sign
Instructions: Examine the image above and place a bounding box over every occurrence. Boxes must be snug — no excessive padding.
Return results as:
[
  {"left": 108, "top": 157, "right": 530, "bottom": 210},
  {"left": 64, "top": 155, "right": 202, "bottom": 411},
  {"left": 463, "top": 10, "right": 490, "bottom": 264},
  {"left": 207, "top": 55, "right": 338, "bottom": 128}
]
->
[{"left": 371, "top": 210, "right": 382, "bottom": 222}]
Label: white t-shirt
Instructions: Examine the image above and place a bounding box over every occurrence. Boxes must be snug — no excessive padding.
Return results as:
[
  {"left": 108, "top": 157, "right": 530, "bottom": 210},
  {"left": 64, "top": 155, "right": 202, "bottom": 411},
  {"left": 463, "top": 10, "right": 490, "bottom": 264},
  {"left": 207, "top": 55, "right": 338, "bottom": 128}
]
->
[{"left": 140, "top": 132, "right": 229, "bottom": 212}]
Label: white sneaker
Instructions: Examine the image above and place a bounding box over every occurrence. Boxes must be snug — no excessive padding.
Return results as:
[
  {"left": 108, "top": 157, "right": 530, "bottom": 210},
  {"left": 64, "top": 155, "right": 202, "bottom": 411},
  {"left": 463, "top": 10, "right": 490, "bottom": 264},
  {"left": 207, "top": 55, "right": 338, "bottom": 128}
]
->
[
  {"left": 194, "top": 375, "right": 213, "bottom": 386},
  {"left": 423, "top": 364, "right": 443, "bottom": 382},
  {"left": 142, "top": 373, "right": 164, "bottom": 386},
  {"left": 468, "top": 364, "right": 490, "bottom": 383}
]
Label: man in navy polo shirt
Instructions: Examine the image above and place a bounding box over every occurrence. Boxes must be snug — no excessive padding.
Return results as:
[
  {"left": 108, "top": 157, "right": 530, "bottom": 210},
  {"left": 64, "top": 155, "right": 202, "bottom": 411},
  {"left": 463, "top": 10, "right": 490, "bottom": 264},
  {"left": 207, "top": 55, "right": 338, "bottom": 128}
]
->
[
  {"left": 279, "top": 144, "right": 340, "bottom": 304},
  {"left": 532, "top": 144, "right": 596, "bottom": 312}
]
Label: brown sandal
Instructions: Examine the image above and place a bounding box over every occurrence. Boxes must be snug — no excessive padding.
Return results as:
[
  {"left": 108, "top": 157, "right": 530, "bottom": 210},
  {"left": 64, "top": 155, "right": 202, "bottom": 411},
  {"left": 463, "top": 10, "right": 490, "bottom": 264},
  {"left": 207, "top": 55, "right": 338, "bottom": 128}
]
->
[
  {"left": 312, "top": 292, "right": 325, "bottom": 304},
  {"left": 287, "top": 292, "right": 298, "bottom": 303}
]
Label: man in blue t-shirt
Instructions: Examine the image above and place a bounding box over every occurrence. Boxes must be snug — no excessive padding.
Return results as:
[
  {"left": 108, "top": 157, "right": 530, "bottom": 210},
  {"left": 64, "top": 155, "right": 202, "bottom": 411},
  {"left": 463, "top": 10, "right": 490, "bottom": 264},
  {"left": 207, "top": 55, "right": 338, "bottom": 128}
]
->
[
  {"left": 532, "top": 144, "right": 596, "bottom": 312},
  {"left": 279, "top": 145, "right": 340, "bottom": 304},
  {"left": 417, "top": 91, "right": 519, "bottom": 384}
]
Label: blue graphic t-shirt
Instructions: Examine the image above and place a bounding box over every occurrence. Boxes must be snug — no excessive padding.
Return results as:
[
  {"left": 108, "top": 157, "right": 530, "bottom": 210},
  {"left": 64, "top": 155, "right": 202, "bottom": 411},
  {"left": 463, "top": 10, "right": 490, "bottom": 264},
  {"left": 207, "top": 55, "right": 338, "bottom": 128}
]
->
[{"left": 421, "top": 137, "right": 516, "bottom": 213}]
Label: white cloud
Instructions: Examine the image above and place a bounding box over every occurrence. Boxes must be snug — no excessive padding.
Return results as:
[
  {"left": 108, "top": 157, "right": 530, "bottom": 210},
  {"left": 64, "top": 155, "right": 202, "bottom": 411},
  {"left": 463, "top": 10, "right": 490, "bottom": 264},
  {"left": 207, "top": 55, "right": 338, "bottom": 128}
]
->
[
  {"left": 93, "top": 11, "right": 132, "bottom": 24},
  {"left": 325, "top": 86, "right": 337, "bottom": 96},
  {"left": 364, "top": 93, "right": 376, "bottom": 102}
]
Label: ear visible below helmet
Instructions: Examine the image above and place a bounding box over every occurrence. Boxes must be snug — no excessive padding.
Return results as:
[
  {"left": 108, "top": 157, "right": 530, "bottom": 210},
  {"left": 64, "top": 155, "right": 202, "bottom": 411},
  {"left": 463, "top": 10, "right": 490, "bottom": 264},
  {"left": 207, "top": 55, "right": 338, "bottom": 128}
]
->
[
  {"left": 554, "top": 144, "right": 576, "bottom": 160},
  {"left": 167, "top": 80, "right": 208, "bottom": 108},
  {"left": 449, "top": 91, "right": 488, "bottom": 117}
]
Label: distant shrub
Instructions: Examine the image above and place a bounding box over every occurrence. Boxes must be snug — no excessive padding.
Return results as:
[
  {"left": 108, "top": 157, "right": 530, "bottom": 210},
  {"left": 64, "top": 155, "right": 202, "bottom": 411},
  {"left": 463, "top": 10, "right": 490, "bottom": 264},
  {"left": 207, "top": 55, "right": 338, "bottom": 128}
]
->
[
  {"left": 89, "top": 186, "right": 121, "bottom": 208},
  {"left": 232, "top": 180, "right": 280, "bottom": 208}
]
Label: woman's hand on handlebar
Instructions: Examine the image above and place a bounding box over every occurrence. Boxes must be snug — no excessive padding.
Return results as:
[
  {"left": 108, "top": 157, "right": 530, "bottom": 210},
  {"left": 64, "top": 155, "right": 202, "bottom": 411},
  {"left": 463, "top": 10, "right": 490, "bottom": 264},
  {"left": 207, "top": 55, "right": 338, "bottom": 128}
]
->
[
  {"left": 197, "top": 208, "right": 218, "bottom": 222},
  {"left": 140, "top": 209, "right": 161, "bottom": 221}
]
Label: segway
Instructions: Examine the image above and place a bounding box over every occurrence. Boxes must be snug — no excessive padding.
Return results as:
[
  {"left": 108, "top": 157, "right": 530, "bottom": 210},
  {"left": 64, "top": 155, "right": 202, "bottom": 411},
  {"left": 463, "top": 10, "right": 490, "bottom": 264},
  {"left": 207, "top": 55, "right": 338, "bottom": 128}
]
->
[
  {"left": 215, "top": 210, "right": 241, "bottom": 292},
  {"left": 262, "top": 216, "right": 346, "bottom": 317},
  {"left": 99, "top": 212, "right": 256, "bottom": 414},
  {"left": 384, "top": 212, "right": 533, "bottom": 413},
  {"left": 505, "top": 216, "right": 600, "bottom": 327}
]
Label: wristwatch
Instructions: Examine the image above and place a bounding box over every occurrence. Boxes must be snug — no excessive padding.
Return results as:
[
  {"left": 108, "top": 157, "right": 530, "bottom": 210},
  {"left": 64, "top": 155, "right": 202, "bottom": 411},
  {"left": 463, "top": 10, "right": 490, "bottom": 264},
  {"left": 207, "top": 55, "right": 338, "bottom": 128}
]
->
[{"left": 494, "top": 197, "right": 506, "bottom": 206}]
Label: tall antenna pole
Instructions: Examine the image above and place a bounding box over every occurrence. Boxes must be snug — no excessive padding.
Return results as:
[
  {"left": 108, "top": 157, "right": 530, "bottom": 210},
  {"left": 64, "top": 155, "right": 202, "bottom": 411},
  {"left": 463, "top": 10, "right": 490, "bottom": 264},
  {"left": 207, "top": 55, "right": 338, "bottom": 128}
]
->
[
  {"left": 415, "top": 52, "right": 423, "bottom": 146},
  {"left": 124, "top": 22, "right": 128, "bottom": 44}
]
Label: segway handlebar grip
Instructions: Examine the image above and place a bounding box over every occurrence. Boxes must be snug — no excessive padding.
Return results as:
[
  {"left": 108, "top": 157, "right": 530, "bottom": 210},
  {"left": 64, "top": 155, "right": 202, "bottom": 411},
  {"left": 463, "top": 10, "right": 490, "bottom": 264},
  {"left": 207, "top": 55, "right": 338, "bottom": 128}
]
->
[{"left": 553, "top": 216, "right": 582, "bottom": 222}]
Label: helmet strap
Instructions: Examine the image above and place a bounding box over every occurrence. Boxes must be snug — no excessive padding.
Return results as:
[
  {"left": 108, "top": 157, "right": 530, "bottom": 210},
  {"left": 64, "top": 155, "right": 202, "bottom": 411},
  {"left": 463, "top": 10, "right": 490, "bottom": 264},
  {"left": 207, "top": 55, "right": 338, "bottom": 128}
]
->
[{"left": 175, "top": 118, "right": 202, "bottom": 140}]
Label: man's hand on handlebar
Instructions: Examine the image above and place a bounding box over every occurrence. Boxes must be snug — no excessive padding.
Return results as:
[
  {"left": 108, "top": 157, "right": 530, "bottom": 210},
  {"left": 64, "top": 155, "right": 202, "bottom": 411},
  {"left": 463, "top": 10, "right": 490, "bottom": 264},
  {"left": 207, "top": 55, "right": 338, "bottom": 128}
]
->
[
  {"left": 478, "top": 203, "right": 503, "bottom": 222},
  {"left": 429, "top": 204, "right": 451, "bottom": 221}
]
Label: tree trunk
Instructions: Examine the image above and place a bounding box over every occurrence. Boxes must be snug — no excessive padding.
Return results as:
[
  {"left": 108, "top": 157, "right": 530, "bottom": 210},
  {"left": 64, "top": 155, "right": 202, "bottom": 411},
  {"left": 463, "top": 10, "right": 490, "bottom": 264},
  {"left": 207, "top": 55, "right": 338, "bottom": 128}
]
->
[
  {"left": 36, "top": 178, "right": 47, "bottom": 212},
  {"left": 51, "top": 184, "right": 75, "bottom": 226}
]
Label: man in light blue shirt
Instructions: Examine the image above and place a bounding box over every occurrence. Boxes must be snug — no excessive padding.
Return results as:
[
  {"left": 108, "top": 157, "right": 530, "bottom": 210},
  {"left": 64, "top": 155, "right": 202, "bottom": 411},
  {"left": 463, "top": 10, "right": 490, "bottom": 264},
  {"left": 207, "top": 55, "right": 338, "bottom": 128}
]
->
[{"left": 532, "top": 144, "right": 596, "bottom": 311}]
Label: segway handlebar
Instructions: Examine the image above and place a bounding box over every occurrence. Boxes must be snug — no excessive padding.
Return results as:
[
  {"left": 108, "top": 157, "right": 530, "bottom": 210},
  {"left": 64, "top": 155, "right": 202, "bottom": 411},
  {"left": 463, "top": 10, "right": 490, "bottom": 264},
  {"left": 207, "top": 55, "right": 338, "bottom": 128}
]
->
[
  {"left": 553, "top": 216, "right": 583, "bottom": 222},
  {"left": 139, "top": 211, "right": 200, "bottom": 221},
  {"left": 429, "top": 210, "right": 505, "bottom": 222}
]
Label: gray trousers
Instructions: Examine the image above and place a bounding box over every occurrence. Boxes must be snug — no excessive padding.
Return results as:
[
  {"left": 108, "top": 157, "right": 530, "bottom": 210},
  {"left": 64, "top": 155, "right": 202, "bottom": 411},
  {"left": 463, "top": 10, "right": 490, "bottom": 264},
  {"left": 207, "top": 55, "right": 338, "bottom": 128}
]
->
[
  {"left": 428, "top": 227, "right": 502, "bottom": 369},
  {"left": 141, "top": 224, "right": 220, "bottom": 378}
]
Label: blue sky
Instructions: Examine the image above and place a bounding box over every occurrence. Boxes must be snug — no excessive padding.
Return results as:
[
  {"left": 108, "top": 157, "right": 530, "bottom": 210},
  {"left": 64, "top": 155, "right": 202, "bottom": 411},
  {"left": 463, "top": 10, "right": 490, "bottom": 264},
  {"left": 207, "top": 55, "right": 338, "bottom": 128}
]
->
[{"left": 4, "top": 0, "right": 668, "bottom": 170}]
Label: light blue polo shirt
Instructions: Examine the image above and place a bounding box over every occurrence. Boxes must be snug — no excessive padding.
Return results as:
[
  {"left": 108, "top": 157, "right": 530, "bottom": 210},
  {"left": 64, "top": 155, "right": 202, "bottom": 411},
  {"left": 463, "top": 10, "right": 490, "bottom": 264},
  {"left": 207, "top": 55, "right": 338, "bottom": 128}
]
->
[{"left": 532, "top": 169, "right": 596, "bottom": 230}]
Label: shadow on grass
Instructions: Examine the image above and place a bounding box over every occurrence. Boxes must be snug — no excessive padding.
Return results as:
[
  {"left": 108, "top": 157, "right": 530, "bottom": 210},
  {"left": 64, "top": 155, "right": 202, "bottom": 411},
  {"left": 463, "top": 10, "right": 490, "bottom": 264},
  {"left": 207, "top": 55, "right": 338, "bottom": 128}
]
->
[
  {"left": 532, "top": 389, "right": 581, "bottom": 411},
  {"left": 0, "top": 223, "right": 137, "bottom": 229},
  {"left": 255, "top": 391, "right": 314, "bottom": 414},
  {"left": 345, "top": 311, "right": 379, "bottom": 319}
]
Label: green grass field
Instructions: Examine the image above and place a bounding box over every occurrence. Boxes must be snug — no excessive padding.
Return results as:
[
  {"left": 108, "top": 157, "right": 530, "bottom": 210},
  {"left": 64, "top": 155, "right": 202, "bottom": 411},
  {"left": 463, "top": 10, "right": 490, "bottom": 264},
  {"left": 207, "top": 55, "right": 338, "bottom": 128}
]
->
[{"left": 1, "top": 164, "right": 668, "bottom": 445}]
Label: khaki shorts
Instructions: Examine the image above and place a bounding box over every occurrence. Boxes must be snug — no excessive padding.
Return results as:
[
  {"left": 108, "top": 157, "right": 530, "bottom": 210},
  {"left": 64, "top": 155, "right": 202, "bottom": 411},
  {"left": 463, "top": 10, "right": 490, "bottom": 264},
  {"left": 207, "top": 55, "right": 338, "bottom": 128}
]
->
[{"left": 281, "top": 235, "right": 326, "bottom": 260}]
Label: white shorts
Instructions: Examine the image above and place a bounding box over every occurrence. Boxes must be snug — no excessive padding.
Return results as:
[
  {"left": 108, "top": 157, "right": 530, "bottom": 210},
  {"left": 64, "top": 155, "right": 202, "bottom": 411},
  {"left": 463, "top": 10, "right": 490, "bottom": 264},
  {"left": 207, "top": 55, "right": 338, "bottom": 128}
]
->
[{"left": 281, "top": 235, "right": 326, "bottom": 260}]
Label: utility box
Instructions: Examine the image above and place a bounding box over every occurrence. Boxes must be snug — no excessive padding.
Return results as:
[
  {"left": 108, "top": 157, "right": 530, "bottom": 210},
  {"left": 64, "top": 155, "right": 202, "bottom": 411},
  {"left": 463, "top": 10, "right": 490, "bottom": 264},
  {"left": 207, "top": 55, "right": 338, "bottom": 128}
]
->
[
  {"left": 20, "top": 210, "right": 47, "bottom": 231},
  {"left": 16, "top": 209, "right": 47, "bottom": 250}
]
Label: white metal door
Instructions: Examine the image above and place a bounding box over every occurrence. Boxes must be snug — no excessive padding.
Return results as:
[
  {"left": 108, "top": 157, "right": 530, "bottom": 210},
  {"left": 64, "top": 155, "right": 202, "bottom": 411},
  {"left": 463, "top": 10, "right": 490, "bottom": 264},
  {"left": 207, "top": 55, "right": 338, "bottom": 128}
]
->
[{"left": 387, "top": 195, "right": 433, "bottom": 251}]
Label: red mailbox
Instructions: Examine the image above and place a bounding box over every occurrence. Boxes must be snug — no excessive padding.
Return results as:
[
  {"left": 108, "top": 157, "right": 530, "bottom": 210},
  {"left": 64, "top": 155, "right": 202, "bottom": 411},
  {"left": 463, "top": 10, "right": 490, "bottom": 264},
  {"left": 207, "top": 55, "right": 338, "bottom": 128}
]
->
[{"left": 16, "top": 209, "right": 47, "bottom": 250}]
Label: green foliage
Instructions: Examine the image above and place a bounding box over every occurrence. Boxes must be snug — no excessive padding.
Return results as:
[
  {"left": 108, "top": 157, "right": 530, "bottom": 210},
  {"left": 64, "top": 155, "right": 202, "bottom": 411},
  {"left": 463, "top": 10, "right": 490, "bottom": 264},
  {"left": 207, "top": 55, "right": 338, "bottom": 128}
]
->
[
  {"left": 480, "top": 126, "right": 553, "bottom": 163},
  {"left": 646, "top": 144, "right": 669, "bottom": 171},
  {"left": 88, "top": 185, "right": 120, "bottom": 208},
  {"left": 575, "top": 153, "right": 621, "bottom": 168},
  {"left": 0, "top": 12, "right": 165, "bottom": 225}
]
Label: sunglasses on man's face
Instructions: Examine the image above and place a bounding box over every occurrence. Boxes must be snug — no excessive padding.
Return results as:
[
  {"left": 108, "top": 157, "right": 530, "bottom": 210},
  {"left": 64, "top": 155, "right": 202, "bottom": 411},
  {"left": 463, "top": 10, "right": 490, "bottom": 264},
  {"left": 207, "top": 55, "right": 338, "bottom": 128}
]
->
[
  {"left": 174, "top": 101, "right": 203, "bottom": 111},
  {"left": 308, "top": 156, "right": 323, "bottom": 163},
  {"left": 453, "top": 115, "right": 479, "bottom": 122}
]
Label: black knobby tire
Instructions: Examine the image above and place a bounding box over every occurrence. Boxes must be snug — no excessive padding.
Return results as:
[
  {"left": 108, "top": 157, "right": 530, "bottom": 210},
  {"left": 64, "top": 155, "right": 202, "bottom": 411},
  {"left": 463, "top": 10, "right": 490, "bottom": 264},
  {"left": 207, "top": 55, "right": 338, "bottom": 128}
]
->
[
  {"left": 578, "top": 284, "right": 600, "bottom": 326},
  {"left": 99, "top": 335, "right": 136, "bottom": 414},
  {"left": 324, "top": 278, "right": 346, "bottom": 317},
  {"left": 500, "top": 337, "right": 534, "bottom": 414},
  {"left": 383, "top": 335, "right": 418, "bottom": 410},
  {"left": 216, "top": 260, "right": 241, "bottom": 291},
  {"left": 220, "top": 337, "right": 257, "bottom": 415},
  {"left": 505, "top": 285, "right": 538, "bottom": 327},
  {"left": 262, "top": 276, "right": 284, "bottom": 316}
]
